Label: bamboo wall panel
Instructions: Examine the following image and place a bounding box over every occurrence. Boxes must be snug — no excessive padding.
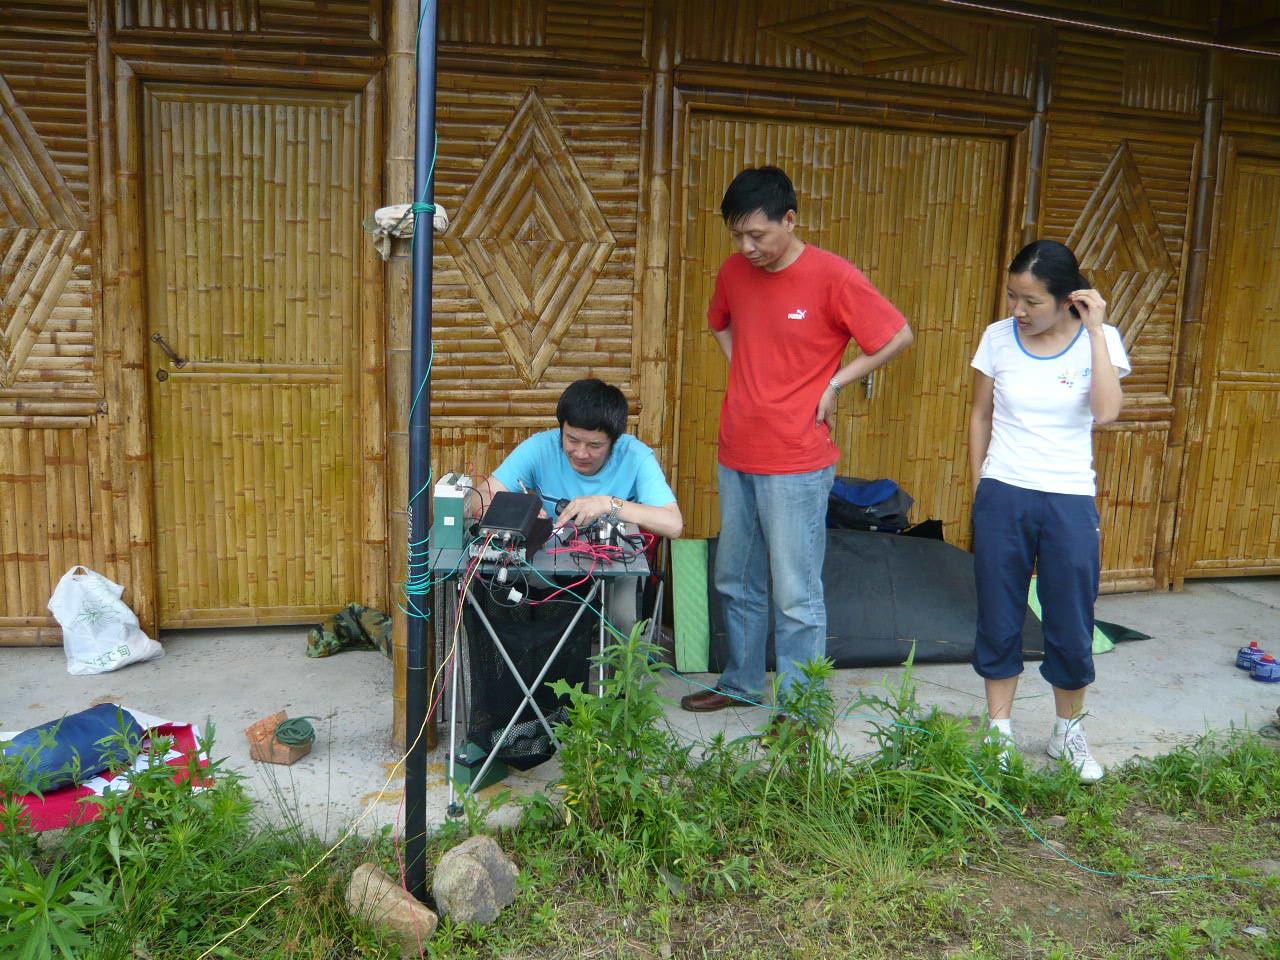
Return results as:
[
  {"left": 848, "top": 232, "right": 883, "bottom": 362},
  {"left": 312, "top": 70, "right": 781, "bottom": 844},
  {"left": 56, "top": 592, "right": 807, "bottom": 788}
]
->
[
  {"left": 1093, "top": 425, "right": 1165, "bottom": 589},
  {"left": 0, "top": 27, "right": 96, "bottom": 400},
  {"left": 438, "top": 0, "right": 647, "bottom": 65},
  {"left": 0, "top": 34, "right": 93, "bottom": 212},
  {"left": 121, "top": 0, "right": 254, "bottom": 32},
  {"left": 142, "top": 86, "right": 363, "bottom": 625},
  {"left": 257, "top": 0, "right": 372, "bottom": 36},
  {"left": 1054, "top": 31, "right": 1200, "bottom": 117},
  {"left": 1221, "top": 0, "right": 1280, "bottom": 33},
  {"left": 388, "top": 5, "right": 649, "bottom": 740},
  {"left": 428, "top": 75, "right": 645, "bottom": 422},
  {"left": 117, "top": 0, "right": 376, "bottom": 40},
  {"left": 544, "top": 0, "right": 647, "bottom": 60},
  {"left": 1038, "top": 123, "right": 1195, "bottom": 397},
  {"left": 673, "top": 113, "right": 1008, "bottom": 545},
  {"left": 1, "top": 241, "right": 95, "bottom": 394},
  {"left": 440, "top": 0, "right": 546, "bottom": 48},
  {"left": 0, "top": 8, "right": 100, "bottom": 643},
  {"left": 0, "top": 424, "right": 97, "bottom": 645},
  {"left": 385, "top": 0, "right": 416, "bottom": 744},
  {"left": 1226, "top": 58, "right": 1280, "bottom": 121},
  {"left": 1182, "top": 388, "right": 1280, "bottom": 572},
  {"left": 0, "top": 2, "right": 89, "bottom": 32},
  {"left": 1019, "top": 0, "right": 1211, "bottom": 29},
  {"left": 1038, "top": 53, "right": 1199, "bottom": 582},
  {"left": 1180, "top": 154, "right": 1280, "bottom": 575},
  {"left": 679, "top": 0, "right": 1035, "bottom": 100}
]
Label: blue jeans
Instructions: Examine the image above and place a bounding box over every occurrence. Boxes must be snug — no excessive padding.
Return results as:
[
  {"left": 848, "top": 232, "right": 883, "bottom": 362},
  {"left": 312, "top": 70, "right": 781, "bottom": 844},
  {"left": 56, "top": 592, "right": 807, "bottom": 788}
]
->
[{"left": 714, "top": 464, "right": 835, "bottom": 701}]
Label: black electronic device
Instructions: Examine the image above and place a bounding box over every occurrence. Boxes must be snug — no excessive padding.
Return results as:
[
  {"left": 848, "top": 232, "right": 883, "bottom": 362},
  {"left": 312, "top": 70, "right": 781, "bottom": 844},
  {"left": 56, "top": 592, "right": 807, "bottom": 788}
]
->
[
  {"left": 479, "top": 491, "right": 539, "bottom": 539},
  {"left": 474, "top": 492, "right": 553, "bottom": 559}
]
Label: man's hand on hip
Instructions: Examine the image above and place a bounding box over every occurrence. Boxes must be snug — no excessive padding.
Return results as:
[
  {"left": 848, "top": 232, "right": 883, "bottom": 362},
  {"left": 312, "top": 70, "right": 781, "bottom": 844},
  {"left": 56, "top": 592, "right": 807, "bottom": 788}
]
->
[{"left": 816, "top": 385, "right": 838, "bottom": 426}]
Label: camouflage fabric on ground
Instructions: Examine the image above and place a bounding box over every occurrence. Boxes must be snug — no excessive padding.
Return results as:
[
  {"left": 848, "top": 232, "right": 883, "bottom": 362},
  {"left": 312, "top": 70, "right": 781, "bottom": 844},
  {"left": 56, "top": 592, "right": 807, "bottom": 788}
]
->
[{"left": 306, "top": 603, "right": 393, "bottom": 659}]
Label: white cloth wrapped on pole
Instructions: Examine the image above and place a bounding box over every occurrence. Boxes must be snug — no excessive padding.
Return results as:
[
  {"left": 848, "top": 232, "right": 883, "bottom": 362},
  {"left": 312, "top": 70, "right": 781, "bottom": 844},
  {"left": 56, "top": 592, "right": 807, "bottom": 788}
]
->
[{"left": 373, "top": 202, "right": 449, "bottom": 237}]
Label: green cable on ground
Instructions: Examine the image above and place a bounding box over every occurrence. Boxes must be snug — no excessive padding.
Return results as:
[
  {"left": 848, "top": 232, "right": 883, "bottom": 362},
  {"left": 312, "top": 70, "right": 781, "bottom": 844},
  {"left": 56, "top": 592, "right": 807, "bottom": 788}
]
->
[{"left": 274, "top": 716, "right": 320, "bottom": 746}]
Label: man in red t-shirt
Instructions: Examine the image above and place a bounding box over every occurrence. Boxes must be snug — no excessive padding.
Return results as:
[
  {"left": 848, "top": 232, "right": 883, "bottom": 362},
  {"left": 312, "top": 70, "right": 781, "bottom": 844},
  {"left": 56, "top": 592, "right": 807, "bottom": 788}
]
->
[{"left": 680, "top": 166, "right": 914, "bottom": 716}]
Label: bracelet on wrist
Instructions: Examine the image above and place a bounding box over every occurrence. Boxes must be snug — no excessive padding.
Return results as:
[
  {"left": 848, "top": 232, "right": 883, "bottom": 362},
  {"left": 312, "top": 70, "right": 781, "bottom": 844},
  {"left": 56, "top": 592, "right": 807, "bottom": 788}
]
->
[{"left": 828, "top": 377, "right": 843, "bottom": 393}]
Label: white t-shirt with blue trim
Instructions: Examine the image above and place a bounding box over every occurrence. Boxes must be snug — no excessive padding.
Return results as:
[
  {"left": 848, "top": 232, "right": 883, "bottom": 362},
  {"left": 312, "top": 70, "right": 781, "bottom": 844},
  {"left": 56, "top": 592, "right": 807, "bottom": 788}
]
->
[
  {"left": 971, "top": 318, "right": 1130, "bottom": 496},
  {"left": 492, "top": 429, "right": 677, "bottom": 510}
]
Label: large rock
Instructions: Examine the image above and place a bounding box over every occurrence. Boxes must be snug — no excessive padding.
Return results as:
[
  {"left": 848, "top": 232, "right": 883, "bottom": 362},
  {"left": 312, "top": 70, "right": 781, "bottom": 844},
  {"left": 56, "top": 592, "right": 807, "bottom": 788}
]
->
[
  {"left": 432, "top": 834, "right": 519, "bottom": 924},
  {"left": 346, "top": 862, "right": 438, "bottom": 954}
]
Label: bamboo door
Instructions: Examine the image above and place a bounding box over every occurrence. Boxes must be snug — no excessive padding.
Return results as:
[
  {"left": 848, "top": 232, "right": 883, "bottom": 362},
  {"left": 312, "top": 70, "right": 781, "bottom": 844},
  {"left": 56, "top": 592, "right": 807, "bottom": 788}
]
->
[
  {"left": 142, "top": 86, "right": 364, "bottom": 626},
  {"left": 1176, "top": 154, "right": 1280, "bottom": 579},
  {"left": 674, "top": 114, "right": 1009, "bottom": 543}
]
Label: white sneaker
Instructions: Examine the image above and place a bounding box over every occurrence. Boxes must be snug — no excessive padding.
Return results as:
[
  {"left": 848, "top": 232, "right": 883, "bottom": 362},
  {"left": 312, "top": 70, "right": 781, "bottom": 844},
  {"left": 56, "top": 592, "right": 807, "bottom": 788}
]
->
[
  {"left": 984, "top": 725, "right": 1016, "bottom": 771},
  {"left": 1047, "top": 722, "right": 1104, "bottom": 783}
]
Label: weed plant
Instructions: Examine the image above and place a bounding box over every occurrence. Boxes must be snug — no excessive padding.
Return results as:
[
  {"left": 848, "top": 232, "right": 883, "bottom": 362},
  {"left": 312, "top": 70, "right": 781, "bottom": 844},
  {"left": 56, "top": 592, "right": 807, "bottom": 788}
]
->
[
  {"left": 523, "top": 627, "right": 1018, "bottom": 903},
  {"left": 499, "top": 627, "right": 1280, "bottom": 958},
  {"left": 4, "top": 627, "right": 1277, "bottom": 959},
  {"left": 0, "top": 725, "right": 400, "bottom": 960}
]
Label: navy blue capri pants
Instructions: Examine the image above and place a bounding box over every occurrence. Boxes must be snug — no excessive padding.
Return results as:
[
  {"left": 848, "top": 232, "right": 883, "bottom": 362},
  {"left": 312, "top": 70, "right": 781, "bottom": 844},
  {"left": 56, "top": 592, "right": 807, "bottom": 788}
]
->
[{"left": 972, "top": 478, "right": 1100, "bottom": 691}]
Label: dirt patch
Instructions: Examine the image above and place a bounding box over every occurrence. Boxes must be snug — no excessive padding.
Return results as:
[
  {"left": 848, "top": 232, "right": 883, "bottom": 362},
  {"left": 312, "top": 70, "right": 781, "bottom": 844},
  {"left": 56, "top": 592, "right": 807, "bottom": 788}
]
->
[{"left": 954, "top": 851, "right": 1132, "bottom": 952}]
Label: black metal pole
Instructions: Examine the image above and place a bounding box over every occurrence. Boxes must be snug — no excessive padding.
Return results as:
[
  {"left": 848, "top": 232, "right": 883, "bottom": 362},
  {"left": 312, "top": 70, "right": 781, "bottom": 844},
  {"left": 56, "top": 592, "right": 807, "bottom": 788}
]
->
[{"left": 405, "top": 0, "right": 438, "bottom": 904}]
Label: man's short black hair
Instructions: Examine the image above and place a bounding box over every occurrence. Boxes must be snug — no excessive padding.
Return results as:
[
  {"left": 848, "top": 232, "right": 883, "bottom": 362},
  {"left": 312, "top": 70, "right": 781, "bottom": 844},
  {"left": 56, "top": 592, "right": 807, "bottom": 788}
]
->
[
  {"left": 556, "top": 378, "right": 628, "bottom": 443},
  {"left": 720, "top": 166, "right": 797, "bottom": 225}
]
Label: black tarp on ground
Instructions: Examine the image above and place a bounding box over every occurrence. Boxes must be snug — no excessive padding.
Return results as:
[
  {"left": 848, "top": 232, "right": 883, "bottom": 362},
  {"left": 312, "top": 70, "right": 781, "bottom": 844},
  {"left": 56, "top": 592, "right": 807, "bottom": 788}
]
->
[{"left": 706, "top": 528, "right": 1048, "bottom": 671}]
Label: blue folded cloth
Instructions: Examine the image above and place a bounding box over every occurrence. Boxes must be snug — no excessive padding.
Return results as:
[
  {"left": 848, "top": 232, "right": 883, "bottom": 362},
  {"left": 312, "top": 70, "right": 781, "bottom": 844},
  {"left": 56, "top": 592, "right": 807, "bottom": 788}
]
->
[
  {"left": 831, "top": 477, "right": 900, "bottom": 507},
  {"left": 2, "top": 703, "right": 145, "bottom": 792}
]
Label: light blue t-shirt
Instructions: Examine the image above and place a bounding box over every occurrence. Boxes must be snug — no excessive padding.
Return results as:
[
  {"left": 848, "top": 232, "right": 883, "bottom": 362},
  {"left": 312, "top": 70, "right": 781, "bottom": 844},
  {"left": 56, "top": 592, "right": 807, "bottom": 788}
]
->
[{"left": 492, "top": 429, "right": 676, "bottom": 509}]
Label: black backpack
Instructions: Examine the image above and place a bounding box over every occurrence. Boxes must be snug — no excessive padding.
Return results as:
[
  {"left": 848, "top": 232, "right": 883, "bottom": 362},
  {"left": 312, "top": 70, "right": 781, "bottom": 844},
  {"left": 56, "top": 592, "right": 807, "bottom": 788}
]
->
[{"left": 827, "top": 476, "right": 914, "bottom": 533}]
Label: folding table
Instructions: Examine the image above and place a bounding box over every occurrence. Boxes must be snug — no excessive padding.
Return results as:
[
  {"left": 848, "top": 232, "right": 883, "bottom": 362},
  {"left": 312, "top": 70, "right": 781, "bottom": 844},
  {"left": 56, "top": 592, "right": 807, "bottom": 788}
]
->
[{"left": 431, "top": 527, "right": 650, "bottom": 814}]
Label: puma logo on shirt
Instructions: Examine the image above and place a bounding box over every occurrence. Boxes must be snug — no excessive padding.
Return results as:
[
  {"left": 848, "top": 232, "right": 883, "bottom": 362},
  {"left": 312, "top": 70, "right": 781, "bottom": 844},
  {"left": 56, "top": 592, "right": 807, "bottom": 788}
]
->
[{"left": 787, "top": 308, "right": 808, "bottom": 320}]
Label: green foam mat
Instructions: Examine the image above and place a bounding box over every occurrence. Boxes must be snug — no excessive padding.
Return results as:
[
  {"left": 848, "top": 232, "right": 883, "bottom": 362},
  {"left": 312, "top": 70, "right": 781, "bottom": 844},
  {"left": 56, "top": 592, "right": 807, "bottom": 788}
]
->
[
  {"left": 671, "top": 539, "right": 710, "bottom": 672},
  {"left": 1026, "top": 577, "right": 1115, "bottom": 655}
]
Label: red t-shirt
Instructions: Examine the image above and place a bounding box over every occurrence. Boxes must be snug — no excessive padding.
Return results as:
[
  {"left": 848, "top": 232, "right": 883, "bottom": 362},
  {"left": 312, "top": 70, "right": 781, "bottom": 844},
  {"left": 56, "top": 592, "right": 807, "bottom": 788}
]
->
[{"left": 707, "top": 245, "right": 906, "bottom": 474}]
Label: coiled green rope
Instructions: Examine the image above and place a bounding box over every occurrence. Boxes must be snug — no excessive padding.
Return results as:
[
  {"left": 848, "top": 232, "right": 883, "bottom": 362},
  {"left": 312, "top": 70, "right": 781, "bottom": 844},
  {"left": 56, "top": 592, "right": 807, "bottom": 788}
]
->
[{"left": 273, "top": 716, "right": 320, "bottom": 746}]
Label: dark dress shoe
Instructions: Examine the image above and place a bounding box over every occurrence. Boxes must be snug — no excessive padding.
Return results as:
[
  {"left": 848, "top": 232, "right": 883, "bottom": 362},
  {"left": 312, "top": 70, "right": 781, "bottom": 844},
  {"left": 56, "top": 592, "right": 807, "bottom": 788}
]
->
[
  {"left": 765, "top": 713, "right": 791, "bottom": 735},
  {"left": 679, "top": 689, "right": 747, "bottom": 712},
  {"left": 763, "top": 713, "right": 810, "bottom": 751}
]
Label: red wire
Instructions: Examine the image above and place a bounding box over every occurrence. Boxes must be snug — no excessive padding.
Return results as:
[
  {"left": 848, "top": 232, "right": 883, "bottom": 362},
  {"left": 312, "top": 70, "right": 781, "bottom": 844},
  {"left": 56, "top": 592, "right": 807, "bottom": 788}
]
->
[{"left": 526, "top": 559, "right": 598, "bottom": 604}]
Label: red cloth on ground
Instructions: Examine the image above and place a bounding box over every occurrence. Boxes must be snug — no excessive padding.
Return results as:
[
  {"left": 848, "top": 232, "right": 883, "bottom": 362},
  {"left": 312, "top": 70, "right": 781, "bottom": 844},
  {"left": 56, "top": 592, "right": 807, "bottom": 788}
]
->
[{"left": 4, "top": 723, "right": 208, "bottom": 833}]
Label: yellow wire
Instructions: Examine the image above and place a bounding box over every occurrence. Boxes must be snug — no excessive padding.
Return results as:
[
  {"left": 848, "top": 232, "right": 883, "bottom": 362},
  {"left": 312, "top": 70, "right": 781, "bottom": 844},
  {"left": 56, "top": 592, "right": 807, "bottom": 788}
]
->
[{"left": 196, "top": 545, "right": 490, "bottom": 959}]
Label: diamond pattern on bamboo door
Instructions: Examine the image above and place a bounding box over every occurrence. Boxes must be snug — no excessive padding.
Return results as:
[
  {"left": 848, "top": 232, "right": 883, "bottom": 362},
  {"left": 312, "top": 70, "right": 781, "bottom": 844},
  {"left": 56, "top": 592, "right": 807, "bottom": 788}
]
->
[
  {"left": 0, "top": 72, "right": 87, "bottom": 387},
  {"left": 1066, "top": 142, "right": 1175, "bottom": 350},
  {"left": 444, "top": 90, "right": 616, "bottom": 386},
  {"left": 0, "top": 230, "right": 86, "bottom": 387},
  {"left": 761, "top": 4, "right": 964, "bottom": 76}
]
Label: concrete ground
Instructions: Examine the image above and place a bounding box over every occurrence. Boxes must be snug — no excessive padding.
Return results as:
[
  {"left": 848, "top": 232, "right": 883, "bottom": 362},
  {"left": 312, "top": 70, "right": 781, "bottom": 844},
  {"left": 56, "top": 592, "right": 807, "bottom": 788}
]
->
[{"left": 3, "top": 578, "right": 1278, "bottom": 840}]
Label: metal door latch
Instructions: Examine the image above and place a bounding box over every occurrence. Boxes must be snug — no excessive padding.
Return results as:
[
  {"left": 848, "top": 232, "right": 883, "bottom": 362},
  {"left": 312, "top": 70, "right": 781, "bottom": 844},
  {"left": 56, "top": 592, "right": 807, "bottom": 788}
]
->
[
  {"left": 151, "top": 332, "right": 187, "bottom": 367},
  {"left": 861, "top": 370, "right": 875, "bottom": 400}
]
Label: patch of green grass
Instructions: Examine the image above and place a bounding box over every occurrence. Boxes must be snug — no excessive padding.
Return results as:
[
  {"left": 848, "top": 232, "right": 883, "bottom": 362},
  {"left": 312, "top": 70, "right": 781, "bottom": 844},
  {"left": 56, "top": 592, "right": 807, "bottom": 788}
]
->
[
  {"left": 0, "top": 726, "right": 403, "bottom": 960},
  {"left": 4, "top": 629, "right": 1278, "bottom": 959}
]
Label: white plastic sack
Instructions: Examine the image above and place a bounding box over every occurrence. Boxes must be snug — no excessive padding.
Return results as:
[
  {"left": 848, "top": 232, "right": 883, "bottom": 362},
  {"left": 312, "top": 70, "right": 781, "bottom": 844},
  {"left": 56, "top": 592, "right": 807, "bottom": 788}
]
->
[{"left": 49, "top": 566, "right": 164, "bottom": 676}]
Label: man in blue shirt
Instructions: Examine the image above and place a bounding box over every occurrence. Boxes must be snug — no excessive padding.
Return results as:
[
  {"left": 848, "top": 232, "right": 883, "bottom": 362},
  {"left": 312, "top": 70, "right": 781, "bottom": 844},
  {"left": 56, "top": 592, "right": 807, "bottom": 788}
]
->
[
  {"left": 480, "top": 379, "right": 683, "bottom": 540},
  {"left": 475, "top": 379, "right": 682, "bottom": 639}
]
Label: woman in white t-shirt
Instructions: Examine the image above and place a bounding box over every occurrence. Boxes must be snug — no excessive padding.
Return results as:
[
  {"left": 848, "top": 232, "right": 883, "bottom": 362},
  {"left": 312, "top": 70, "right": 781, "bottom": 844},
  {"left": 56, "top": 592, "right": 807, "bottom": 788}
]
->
[{"left": 968, "top": 239, "right": 1130, "bottom": 783}]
